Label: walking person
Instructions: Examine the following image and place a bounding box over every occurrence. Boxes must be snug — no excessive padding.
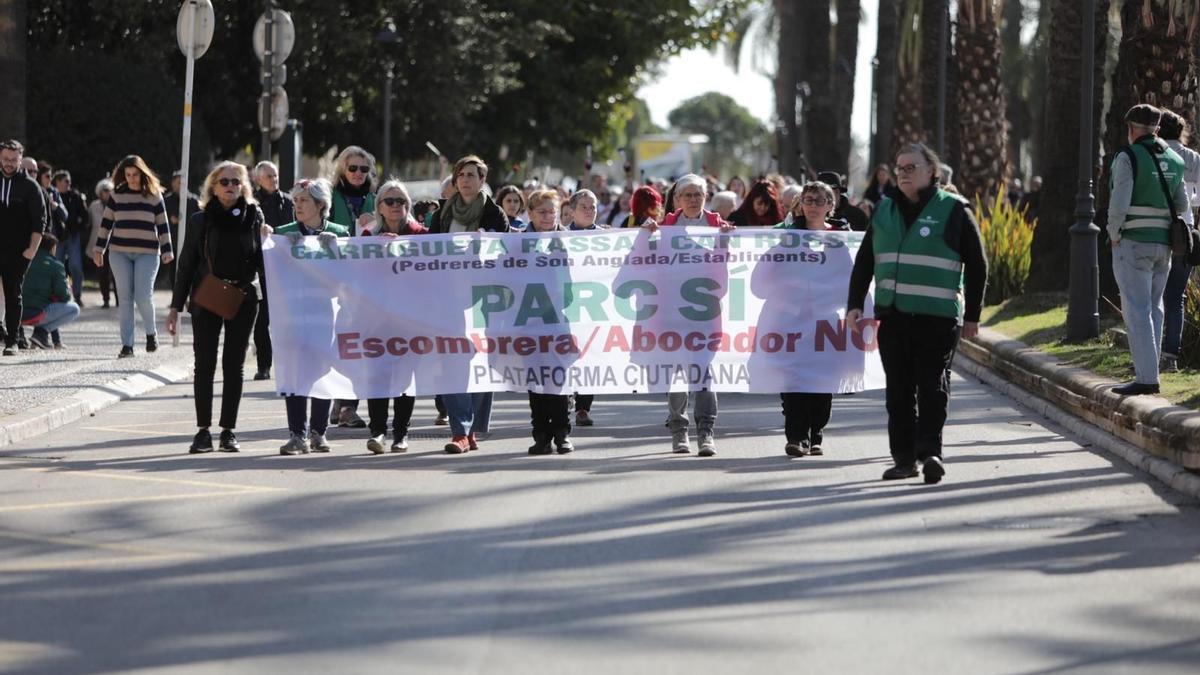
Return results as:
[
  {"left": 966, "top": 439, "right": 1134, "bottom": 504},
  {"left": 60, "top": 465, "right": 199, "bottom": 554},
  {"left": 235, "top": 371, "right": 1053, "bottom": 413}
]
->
[
  {"left": 0, "top": 140, "right": 49, "bottom": 356},
  {"left": 163, "top": 170, "right": 200, "bottom": 289},
  {"left": 273, "top": 178, "right": 349, "bottom": 455},
  {"left": 51, "top": 170, "right": 88, "bottom": 305},
  {"left": 363, "top": 180, "right": 426, "bottom": 454},
  {"left": 1106, "top": 104, "right": 1189, "bottom": 395},
  {"left": 326, "top": 146, "right": 377, "bottom": 428},
  {"left": 775, "top": 182, "right": 847, "bottom": 456},
  {"left": 87, "top": 179, "right": 117, "bottom": 308},
  {"left": 167, "top": 161, "right": 265, "bottom": 454},
  {"left": 845, "top": 143, "right": 989, "bottom": 484},
  {"left": 1156, "top": 109, "right": 1199, "bottom": 374},
  {"left": 92, "top": 155, "right": 173, "bottom": 358},
  {"left": 250, "top": 160, "right": 295, "bottom": 381},
  {"left": 524, "top": 189, "right": 574, "bottom": 454}
]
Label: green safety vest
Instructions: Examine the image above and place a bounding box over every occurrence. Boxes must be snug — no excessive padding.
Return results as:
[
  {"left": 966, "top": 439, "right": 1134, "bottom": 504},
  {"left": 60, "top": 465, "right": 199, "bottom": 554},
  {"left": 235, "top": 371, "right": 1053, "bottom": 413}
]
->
[
  {"left": 1112, "top": 138, "right": 1183, "bottom": 246},
  {"left": 872, "top": 190, "right": 965, "bottom": 319}
]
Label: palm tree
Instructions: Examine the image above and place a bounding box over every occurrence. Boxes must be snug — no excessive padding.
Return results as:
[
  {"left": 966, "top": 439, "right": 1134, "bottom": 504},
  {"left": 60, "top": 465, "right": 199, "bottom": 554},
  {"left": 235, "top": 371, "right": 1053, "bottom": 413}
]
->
[
  {"left": 892, "top": 0, "right": 925, "bottom": 156},
  {"left": 0, "top": 0, "right": 27, "bottom": 140},
  {"left": 1025, "top": 0, "right": 1110, "bottom": 293},
  {"left": 954, "top": 0, "right": 1009, "bottom": 203},
  {"left": 829, "top": 0, "right": 862, "bottom": 175},
  {"left": 872, "top": 0, "right": 901, "bottom": 167}
]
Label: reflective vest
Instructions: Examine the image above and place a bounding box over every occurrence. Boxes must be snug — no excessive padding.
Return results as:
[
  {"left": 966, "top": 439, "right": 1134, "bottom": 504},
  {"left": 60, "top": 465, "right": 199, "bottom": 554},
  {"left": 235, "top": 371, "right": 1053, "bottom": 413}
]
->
[
  {"left": 1112, "top": 138, "right": 1183, "bottom": 246},
  {"left": 872, "top": 190, "right": 964, "bottom": 319}
]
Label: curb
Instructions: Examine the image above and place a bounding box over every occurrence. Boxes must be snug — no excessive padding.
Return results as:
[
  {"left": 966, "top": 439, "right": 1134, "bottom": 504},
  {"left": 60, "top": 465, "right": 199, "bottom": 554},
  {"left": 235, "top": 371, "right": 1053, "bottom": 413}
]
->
[
  {"left": 957, "top": 329, "right": 1200, "bottom": 500},
  {"left": 0, "top": 363, "right": 192, "bottom": 449}
]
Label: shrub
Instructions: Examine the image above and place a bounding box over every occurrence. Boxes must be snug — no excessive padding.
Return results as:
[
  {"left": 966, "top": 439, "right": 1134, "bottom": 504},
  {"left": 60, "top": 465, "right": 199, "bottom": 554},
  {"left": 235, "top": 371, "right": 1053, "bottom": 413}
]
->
[
  {"left": 975, "top": 187, "right": 1036, "bottom": 306},
  {"left": 1181, "top": 268, "right": 1200, "bottom": 370}
]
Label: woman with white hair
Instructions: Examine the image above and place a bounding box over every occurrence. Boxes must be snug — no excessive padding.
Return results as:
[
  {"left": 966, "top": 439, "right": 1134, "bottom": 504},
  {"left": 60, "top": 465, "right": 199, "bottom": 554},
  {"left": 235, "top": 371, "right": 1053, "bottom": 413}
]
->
[
  {"left": 88, "top": 178, "right": 116, "bottom": 308},
  {"left": 640, "top": 174, "right": 735, "bottom": 457},
  {"left": 709, "top": 191, "right": 738, "bottom": 221},
  {"left": 272, "top": 178, "right": 349, "bottom": 456},
  {"left": 167, "top": 161, "right": 266, "bottom": 454}
]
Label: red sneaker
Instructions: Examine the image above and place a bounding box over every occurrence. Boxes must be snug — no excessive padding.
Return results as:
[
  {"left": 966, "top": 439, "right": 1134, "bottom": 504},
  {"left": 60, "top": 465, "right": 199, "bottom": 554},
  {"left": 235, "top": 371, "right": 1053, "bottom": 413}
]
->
[
  {"left": 467, "top": 432, "right": 479, "bottom": 450},
  {"left": 444, "top": 435, "right": 470, "bottom": 454}
]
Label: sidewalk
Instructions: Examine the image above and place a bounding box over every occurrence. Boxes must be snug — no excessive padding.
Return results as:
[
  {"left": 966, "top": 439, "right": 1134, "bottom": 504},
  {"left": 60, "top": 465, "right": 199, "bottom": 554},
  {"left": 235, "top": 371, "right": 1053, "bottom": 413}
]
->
[{"left": 0, "top": 290, "right": 199, "bottom": 447}]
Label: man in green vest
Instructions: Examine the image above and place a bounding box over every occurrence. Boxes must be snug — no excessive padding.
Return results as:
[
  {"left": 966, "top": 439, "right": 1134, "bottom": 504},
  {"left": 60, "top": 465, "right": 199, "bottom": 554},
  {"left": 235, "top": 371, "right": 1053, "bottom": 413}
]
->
[
  {"left": 1107, "top": 104, "right": 1189, "bottom": 396},
  {"left": 845, "top": 143, "right": 989, "bottom": 484}
]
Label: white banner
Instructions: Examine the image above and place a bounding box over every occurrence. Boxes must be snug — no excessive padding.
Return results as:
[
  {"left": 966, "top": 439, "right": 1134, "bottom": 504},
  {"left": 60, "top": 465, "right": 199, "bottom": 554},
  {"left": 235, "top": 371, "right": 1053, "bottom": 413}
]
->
[{"left": 263, "top": 228, "right": 885, "bottom": 399}]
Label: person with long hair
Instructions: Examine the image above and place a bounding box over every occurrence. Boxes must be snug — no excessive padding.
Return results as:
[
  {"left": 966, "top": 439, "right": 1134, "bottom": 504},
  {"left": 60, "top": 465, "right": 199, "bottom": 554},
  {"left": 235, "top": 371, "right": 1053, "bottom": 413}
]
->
[
  {"left": 726, "top": 175, "right": 748, "bottom": 207},
  {"left": 861, "top": 163, "right": 894, "bottom": 216},
  {"left": 726, "top": 179, "right": 784, "bottom": 227},
  {"left": 495, "top": 184, "right": 527, "bottom": 231},
  {"left": 92, "top": 155, "right": 172, "bottom": 358},
  {"left": 168, "top": 161, "right": 266, "bottom": 454}
]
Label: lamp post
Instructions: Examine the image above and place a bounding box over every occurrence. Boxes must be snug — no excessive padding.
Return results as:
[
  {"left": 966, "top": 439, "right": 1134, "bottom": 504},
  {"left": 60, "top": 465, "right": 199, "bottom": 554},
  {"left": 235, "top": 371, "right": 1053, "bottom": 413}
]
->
[
  {"left": 377, "top": 19, "right": 397, "bottom": 179},
  {"left": 1066, "top": 0, "right": 1100, "bottom": 341},
  {"left": 936, "top": 2, "right": 948, "bottom": 156}
]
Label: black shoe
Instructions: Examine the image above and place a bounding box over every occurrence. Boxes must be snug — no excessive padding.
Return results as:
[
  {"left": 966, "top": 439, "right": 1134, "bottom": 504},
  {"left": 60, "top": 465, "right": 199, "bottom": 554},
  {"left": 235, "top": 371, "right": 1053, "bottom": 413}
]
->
[
  {"left": 146, "top": 334, "right": 158, "bottom": 353},
  {"left": 16, "top": 336, "right": 28, "bottom": 350},
  {"left": 922, "top": 456, "right": 945, "bottom": 484},
  {"left": 253, "top": 369, "right": 271, "bottom": 381},
  {"left": 1112, "top": 381, "right": 1160, "bottom": 396},
  {"left": 102, "top": 301, "right": 110, "bottom": 308},
  {"left": 189, "top": 428, "right": 214, "bottom": 454},
  {"left": 29, "top": 328, "right": 51, "bottom": 349},
  {"left": 785, "top": 440, "right": 809, "bottom": 457},
  {"left": 528, "top": 432, "right": 553, "bottom": 455},
  {"left": 554, "top": 431, "right": 574, "bottom": 454},
  {"left": 118, "top": 345, "right": 134, "bottom": 358},
  {"left": 218, "top": 429, "right": 240, "bottom": 452},
  {"left": 882, "top": 464, "right": 919, "bottom": 480},
  {"left": 2, "top": 345, "right": 14, "bottom": 356}
]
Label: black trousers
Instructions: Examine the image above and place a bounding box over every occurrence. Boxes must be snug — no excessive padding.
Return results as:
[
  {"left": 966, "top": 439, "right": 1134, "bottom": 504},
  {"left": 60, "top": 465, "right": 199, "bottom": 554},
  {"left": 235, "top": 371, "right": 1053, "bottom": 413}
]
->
[
  {"left": 780, "top": 393, "right": 832, "bottom": 444},
  {"left": 0, "top": 254, "right": 30, "bottom": 346},
  {"left": 286, "top": 396, "right": 331, "bottom": 436},
  {"left": 98, "top": 250, "right": 116, "bottom": 305},
  {"left": 253, "top": 295, "right": 272, "bottom": 372},
  {"left": 191, "top": 296, "right": 258, "bottom": 429},
  {"left": 877, "top": 314, "right": 960, "bottom": 466},
  {"left": 528, "top": 392, "right": 571, "bottom": 437},
  {"left": 435, "top": 395, "right": 446, "bottom": 415},
  {"left": 367, "top": 395, "right": 415, "bottom": 437}
]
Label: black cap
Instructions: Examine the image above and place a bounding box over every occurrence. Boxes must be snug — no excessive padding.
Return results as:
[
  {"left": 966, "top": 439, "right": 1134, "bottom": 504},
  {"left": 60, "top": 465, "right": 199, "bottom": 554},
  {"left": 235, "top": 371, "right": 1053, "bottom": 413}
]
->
[
  {"left": 816, "top": 171, "right": 846, "bottom": 190},
  {"left": 1124, "top": 104, "right": 1162, "bottom": 128}
]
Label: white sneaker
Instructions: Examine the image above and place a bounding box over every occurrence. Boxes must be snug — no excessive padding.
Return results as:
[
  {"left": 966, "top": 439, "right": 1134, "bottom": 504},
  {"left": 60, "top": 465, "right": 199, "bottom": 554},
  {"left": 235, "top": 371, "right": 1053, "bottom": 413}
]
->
[
  {"left": 279, "top": 433, "right": 307, "bottom": 455},
  {"left": 391, "top": 434, "right": 409, "bottom": 453},
  {"left": 697, "top": 431, "right": 716, "bottom": 457},
  {"left": 309, "top": 431, "right": 331, "bottom": 453},
  {"left": 366, "top": 434, "right": 387, "bottom": 455},
  {"left": 671, "top": 429, "right": 690, "bottom": 454}
]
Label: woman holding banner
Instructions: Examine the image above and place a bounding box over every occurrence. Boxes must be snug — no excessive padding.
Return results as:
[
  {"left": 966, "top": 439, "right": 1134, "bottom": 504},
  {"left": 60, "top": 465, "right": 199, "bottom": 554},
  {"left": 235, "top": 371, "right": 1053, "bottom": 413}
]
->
[
  {"left": 273, "top": 178, "right": 350, "bottom": 455},
  {"left": 773, "top": 181, "right": 846, "bottom": 457},
  {"left": 166, "top": 161, "right": 264, "bottom": 454},
  {"left": 363, "top": 180, "right": 426, "bottom": 454}
]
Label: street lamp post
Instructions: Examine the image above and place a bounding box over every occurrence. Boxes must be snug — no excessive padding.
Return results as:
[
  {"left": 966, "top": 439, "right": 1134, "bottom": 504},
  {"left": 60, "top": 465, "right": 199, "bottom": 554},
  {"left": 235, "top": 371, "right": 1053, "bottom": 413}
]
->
[
  {"left": 936, "top": 3, "right": 948, "bottom": 156},
  {"left": 378, "top": 20, "right": 397, "bottom": 179},
  {"left": 1067, "top": 0, "right": 1100, "bottom": 341},
  {"left": 259, "top": 0, "right": 275, "bottom": 162}
]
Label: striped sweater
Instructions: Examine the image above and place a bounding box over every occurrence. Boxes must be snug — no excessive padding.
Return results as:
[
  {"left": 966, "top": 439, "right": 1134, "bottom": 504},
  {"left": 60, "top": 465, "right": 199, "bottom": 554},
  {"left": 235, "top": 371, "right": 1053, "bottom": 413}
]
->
[{"left": 96, "top": 187, "right": 172, "bottom": 256}]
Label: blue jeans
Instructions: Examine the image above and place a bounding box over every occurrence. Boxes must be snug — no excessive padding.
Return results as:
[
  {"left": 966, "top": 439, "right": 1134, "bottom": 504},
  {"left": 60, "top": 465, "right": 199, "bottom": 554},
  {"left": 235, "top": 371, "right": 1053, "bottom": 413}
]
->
[
  {"left": 1162, "top": 254, "right": 1191, "bottom": 357},
  {"left": 108, "top": 250, "right": 159, "bottom": 347},
  {"left": 1112, "top": 239, "right": 1172, "bottom": 384},
  {"left": 441, "top": 392, "right": 493, "bottom": 437},
  {"left": 55, "top": 231, "right": 84, "bottom": 301},
  {"left": 34, "top": 301, "right": 80, "bottom": 333}
]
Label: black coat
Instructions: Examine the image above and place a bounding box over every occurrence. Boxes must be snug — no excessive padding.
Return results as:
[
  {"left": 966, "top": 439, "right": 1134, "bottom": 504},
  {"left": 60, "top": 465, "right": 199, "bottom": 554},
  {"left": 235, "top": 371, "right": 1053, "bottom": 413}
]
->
[
  {"left": 254, "top": 188, "right": 296, "bottom": 229},
  {"left": 0, "top": 172, "right": 48, "bottom": 249},
  {"left": 835, "top": 195, "right": 869, "bottom": 232},
  {"left": 171, "top": 200, "right": 265, "bottom": 313}
]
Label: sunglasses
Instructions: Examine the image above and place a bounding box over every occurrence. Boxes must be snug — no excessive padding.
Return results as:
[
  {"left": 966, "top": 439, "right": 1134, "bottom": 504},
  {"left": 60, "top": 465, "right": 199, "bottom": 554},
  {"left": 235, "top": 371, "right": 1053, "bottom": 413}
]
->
[
  {"left": 380, "top": 197, "right": 407, "bottom": 207},
  {"left": 218, "top": 178, "right": 241, "bottom": 187},
  {"left": 346, "top": 165, "right": 371, "bottom": 174}
]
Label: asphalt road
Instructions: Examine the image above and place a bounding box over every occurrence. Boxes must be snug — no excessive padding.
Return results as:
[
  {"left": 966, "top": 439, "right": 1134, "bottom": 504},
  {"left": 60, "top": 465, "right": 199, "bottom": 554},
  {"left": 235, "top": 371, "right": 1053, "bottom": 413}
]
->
[{"left": 1, "top": 369, "right": 1198, "bottom": 674}]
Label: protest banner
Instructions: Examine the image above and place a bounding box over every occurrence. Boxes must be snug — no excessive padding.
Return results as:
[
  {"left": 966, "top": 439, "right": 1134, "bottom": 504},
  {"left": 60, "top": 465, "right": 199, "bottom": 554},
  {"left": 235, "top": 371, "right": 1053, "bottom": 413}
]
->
[{"left": 263, "top": 228, "right": 885, "bottom": 398}]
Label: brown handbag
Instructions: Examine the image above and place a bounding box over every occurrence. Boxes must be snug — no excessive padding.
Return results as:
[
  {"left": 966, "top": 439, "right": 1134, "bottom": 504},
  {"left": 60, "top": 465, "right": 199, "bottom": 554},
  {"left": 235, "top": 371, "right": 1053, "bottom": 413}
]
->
[{"left": 191, "top": 228, "right": 246, "bottom": 320}]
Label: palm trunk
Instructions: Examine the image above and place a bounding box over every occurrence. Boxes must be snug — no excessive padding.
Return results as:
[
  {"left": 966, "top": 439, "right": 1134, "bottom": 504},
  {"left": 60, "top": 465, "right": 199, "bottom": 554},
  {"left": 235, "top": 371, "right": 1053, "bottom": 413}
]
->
[
  {"left": 775, "top": 0, "right": 802, "bottom": 177},
  {"left": 955, "top": 0, "right": 1009, "bottom": 203},
  {"left": 0, "top": 0, "right": 27, "bottom": 141},
  {"left": 827, "top": 0, "right": 861, "bottom": 175},
  {"left": 891, "top": 0, "right": 925, "bottom": 157},
  {"left": 873, "top": 0, "right": 900, "bottom": 169},
  {"left": 800, "top": 0, "right": 833, "bottom": 178},
  {"left": 1025, "top": 0, "right": 1110, "bottom": 293}
]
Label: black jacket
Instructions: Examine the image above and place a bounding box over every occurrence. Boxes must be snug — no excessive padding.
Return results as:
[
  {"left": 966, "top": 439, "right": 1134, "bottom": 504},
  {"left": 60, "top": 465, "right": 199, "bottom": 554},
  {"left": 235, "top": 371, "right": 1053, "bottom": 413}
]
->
[
  {"left": 835, "top": 195, "right": 869, "bottom": 232},
  {"left": 171, "top": 199, "right": 265, "bottom": 313},
  {"left": 60, "top": 189, "right": 89, "bottom": 236},
  {"left": 431, "top": 196, "right": 510, "bottom": 233},
  {"left": 846, "top": 184, "right": 988, "bottom": 323},
  {"left": 254, "top": 188, "right": 295, "bottom": 229},
  {"left": 0, "top": 171, "right": 49, "bottom": 249}
]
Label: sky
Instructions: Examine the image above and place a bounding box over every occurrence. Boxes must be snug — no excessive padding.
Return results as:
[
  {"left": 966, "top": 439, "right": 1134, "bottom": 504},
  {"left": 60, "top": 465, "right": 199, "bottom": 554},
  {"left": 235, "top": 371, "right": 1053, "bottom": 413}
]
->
[{"left": 639, "top": 0, "right": 880, "bottom": 164}]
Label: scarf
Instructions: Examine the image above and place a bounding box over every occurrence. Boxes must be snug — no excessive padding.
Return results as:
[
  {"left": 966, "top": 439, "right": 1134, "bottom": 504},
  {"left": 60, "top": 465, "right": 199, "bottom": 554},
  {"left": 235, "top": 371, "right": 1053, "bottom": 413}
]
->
[{"left": 443, "top": 192, "right": 486, "bottom": 231}]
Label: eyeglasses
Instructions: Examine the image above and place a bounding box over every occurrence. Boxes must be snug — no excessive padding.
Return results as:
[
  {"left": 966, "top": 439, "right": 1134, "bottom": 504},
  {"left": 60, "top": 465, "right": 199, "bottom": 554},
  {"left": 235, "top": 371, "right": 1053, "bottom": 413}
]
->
[
  {"left": 218, "top": 178, "right": 241, "bottom": 187},
  {"left": 380, "top": 197, "right": 408, "bottom": 207},
  {"left": 801, "top": 198, "right": 830, "bottom": 206},
  {"left": 894, "top": 163, "right": 928, "bottom": 176},
  {"left": 346, "top": 165, "right": 371, "bottom": 174}
]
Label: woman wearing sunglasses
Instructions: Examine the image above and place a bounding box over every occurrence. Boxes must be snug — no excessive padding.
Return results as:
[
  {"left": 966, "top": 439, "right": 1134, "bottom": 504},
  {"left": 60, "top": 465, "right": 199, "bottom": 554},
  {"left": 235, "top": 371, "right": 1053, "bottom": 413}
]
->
[
  {"left": 326, "top": 145, "right": 377, "bottom": 429},
  {"left": 167, "top": 162, "right": 266, "bottom": 454},
  {"left": 773, "top": 181, "right": 847, "bottom": 458}
]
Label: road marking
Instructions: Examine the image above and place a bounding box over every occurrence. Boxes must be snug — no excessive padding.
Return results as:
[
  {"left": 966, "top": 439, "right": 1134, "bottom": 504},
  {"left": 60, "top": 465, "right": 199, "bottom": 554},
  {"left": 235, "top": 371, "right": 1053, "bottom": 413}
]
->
[
  {"left": 0, "top": 490, "right": 278, "bottom": 513},
  {"left": 18, "top": 466, "right": 286, "bottom": 492},
  {"left": 0, "top": 529, "right": 194, "bottom": 571}
]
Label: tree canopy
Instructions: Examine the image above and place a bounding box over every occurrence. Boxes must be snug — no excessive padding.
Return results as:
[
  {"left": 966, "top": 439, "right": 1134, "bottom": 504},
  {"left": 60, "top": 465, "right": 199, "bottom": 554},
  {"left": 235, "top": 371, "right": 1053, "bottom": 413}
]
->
[{"left": 668, "top": 92, "right": 768, "bottom": 177}]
